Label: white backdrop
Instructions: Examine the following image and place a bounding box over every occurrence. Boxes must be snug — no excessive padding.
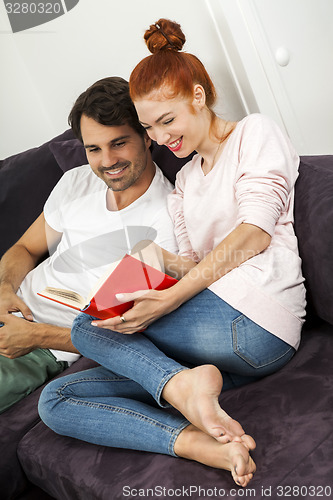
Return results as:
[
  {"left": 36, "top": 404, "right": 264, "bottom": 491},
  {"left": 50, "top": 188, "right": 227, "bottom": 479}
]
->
[{"left": 0, "top": 0, "right": 245, "bottom": 158}]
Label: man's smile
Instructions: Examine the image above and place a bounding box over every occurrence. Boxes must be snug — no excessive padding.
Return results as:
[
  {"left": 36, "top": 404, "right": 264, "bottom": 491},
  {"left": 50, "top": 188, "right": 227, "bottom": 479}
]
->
[{"left": 102, "top": 164, "right": 130, "bottom": 178}]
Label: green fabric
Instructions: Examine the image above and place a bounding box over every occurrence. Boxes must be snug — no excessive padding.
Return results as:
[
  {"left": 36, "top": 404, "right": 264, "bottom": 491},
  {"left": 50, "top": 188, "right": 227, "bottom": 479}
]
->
[{"left": 0, "top": 349, "right": 67, "bottom": 414}]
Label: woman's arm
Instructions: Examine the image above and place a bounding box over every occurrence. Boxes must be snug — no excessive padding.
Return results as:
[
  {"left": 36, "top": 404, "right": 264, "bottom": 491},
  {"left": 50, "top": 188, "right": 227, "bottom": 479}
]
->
[
  {"left": 92, "top": 223, "right": 271, "bottom": 333},
  {"left": 130, "top": 239, "right": 197, "bottom": 280},
  {"left": 170, "top": 222, "right": 271, "bottom": 306}
]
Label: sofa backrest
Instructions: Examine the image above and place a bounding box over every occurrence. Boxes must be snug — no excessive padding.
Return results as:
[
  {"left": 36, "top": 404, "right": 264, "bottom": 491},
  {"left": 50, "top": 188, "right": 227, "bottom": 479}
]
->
[
  {"left": 0, "top": 130, "right": 86, "bottom": 257},
  {"left": 294, "top": 156, "right": 333, "bottom": 326}
]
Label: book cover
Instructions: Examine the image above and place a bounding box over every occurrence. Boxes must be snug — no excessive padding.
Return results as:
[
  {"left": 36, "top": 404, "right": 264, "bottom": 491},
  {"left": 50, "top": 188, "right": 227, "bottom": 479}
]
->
[{"left": 37, "top": 253, "right": 178, "bottom": 320}]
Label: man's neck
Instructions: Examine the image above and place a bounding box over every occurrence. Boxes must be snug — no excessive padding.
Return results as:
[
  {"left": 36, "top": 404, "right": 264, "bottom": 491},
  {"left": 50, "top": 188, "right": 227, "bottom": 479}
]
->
[{"left": 106, "top": 160, "right": 156, "bottom": 211}]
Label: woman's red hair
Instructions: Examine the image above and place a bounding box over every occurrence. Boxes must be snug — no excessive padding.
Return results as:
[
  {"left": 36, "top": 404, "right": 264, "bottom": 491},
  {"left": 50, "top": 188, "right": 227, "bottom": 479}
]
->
[{"left": 129, "top": 19, "right": 217, "bottom": 108}]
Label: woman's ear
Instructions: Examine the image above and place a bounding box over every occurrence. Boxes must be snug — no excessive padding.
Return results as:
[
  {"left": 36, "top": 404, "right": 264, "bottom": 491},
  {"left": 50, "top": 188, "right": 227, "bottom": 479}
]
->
[{"left": 192, "top": 84, "right": 206, "bottom": 109}]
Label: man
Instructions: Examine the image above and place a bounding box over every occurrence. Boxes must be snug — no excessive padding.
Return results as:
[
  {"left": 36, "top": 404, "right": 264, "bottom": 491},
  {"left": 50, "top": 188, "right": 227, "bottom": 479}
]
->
[{"left": 0, "top": 77, "right": 177, "bottom": 413}]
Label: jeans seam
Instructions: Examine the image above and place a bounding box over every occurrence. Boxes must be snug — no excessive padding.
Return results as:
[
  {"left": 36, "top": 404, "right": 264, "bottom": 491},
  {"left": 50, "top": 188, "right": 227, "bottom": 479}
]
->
[
  {"left": 76, "top": 324, "right": 175, "bottom": 380},
  {"left": 168, "top": 420, "right": 191, "bottom": 457},
  {"left": 60, "top": 376, "right": 129, "bottom": 386}
]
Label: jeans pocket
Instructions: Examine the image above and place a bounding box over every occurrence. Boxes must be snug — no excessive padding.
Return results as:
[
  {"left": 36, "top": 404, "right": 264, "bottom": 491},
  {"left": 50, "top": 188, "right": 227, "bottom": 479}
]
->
[{"left": 232, "top": 314, "right": 294, "bottom": 371}]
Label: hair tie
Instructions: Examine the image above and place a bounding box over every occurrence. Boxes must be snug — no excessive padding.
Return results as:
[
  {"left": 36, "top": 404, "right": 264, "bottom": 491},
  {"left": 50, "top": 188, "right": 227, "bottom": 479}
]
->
[{"left": 155, "top": 23, "right": 176, "bottom": 49}]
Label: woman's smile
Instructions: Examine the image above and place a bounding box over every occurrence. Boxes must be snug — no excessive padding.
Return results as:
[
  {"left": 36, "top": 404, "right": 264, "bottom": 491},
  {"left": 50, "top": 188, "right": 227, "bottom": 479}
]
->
[{"left": 167, "top": 137, "right": 183, "bottom": 152}]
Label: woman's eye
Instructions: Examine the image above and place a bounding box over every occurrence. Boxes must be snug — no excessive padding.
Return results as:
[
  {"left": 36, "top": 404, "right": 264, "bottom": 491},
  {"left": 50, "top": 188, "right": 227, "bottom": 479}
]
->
[{"left": 164, "top": 118, "right": 174, "bottom": 125}]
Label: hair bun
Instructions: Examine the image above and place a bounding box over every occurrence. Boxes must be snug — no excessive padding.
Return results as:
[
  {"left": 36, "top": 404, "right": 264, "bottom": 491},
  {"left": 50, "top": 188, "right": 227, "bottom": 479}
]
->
[{"left": 144, "top": 19, "right": 186, "bottom": 54}]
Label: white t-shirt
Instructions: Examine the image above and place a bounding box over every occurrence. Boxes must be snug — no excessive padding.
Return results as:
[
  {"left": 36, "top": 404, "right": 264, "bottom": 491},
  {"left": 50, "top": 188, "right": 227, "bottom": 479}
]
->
[{"left": 18, "top": 163, "right": 178, "bottom": 362}]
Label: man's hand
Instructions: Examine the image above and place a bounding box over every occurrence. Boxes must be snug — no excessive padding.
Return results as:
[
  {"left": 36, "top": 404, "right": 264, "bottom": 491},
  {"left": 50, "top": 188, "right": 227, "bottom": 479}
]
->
[
  {"left": 0, "top": 314, "right": 37, "bottom": 358},
  {"left": 0, "top": 284, "right": 34, "bottom": 320}
]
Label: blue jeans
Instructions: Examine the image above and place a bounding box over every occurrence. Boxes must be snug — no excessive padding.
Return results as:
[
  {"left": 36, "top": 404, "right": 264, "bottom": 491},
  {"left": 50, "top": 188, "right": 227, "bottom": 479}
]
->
[{"left": 39, "top": 290, "right": 295, "bottom": 456}]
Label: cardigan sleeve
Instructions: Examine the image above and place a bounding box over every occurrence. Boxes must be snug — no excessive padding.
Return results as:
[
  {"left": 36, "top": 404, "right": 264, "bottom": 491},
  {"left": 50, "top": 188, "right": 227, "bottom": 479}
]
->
[{"left": 235, "top": 114, "right": 300, "bottom": 237}]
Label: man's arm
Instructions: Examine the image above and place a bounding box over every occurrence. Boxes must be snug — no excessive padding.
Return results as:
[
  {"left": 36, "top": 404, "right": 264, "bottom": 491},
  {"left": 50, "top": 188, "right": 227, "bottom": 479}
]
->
[
  {"left": 0, "top": 212, "right": 60, "bottom": 317},
  {"left": 0, "top": 315, "right": 74, "bottom": 359},
  {"left": 0, "top": 213, "right": 79, "bottom": 358}
]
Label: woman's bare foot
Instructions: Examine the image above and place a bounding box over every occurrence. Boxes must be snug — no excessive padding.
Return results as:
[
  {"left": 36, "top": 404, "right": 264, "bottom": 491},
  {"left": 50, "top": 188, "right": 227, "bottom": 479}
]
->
[
  {"left": 162, "top": 365, "right": 255, "bottom": 448},
  {"left": 174, "top": 424, "right": 256, "bottom": 487}
]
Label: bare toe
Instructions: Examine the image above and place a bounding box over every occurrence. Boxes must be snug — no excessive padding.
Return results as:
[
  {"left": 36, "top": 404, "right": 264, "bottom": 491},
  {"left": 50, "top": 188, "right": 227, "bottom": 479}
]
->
[
  {"left": 240, "top": 434, "right": 256, "bottom": 451},
  {"left": 232, "top": 452, "right": 257, "bottom": 487},
  {"left": 175, "top": 425, "right": 256, "bottom": 487}
]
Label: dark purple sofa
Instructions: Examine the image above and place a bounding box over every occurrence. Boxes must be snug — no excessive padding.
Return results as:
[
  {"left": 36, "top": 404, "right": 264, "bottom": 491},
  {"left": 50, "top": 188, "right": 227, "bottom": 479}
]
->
[{"left": 0, "top": 131, "right": 332, "bottom": 500}]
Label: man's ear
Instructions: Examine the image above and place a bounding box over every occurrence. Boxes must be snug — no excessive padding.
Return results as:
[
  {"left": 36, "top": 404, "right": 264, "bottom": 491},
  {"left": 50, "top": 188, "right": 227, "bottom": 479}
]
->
[
  {"left": 192, "top": 84, "right": 206, "bottom": 109},
  {"left": 144, "top": 131, "right": 151, "bottom": 150}
]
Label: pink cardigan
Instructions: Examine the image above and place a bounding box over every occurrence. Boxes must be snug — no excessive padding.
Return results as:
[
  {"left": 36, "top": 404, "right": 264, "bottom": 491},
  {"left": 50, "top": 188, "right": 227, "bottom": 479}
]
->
[{"left": 168, "top": 114, "right": 306, "bottom": 349}]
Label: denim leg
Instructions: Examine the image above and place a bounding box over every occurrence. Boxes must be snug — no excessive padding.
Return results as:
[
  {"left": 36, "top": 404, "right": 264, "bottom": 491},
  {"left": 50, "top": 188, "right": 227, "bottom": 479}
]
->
[
  {"left": 71, "top": 315, "right": 186, "bottom": 407},
  {"left": 143, "top": 290, "right": 295, "bottom": 389},
  {"left": 72, "top": 289, "right": 295, "bottom": 398},
  {"left": 39, "top": 366, "right": 189, "bottom": 457}
]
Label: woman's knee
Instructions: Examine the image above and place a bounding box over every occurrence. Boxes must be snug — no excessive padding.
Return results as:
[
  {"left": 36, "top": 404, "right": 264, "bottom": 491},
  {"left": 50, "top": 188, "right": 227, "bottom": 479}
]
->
[
  {"left": 71, "top": 313, "right": 96, "bottom": 349},
  {"left": 38, "top": 378, "right": 66, "bottom": 431}
]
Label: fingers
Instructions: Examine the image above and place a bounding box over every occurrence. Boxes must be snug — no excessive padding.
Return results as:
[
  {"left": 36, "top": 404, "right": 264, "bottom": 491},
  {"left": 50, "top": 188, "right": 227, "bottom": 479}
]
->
[
  {"left": 17, "top": 298, "right": 34, "bottom": 321},
  {"left": 0, "top": 294, "right": 34, "bottom": 320},
  {"left": 115, "top": 290, "right": 150, "bottom": 303},
  {"left": 90, "top": 317, "right": 122, "bottom": 329},
  {"left": 90, "top": 313, "right": 145, "bottom": 334}
]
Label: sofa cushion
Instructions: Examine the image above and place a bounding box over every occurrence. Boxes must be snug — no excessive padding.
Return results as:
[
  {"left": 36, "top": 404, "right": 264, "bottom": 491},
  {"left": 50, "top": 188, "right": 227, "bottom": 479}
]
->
[
  {"left": 17, "top": 322, "right": 333, "bottom": 498},
  {"left": 295, "top": 156, "right": 333, "bottom": 324},
  {"left": 49, "top": 139, "right": 87, "bottom": 173},
  {"left": 0, "top": 356, "right": 96, "bottom": 499}
]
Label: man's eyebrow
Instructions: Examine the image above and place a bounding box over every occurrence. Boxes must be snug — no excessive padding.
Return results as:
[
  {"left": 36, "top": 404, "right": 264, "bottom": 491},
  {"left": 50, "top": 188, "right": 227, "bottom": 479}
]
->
[
  {"left": 140, "top": 112, "right": 172, "bottom": 126},
  {"left": 84, "top": 135, "right": 131, "bottom": 149}
]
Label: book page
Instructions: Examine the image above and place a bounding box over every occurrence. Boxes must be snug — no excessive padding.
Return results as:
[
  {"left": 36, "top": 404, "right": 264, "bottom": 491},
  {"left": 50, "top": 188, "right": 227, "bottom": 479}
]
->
[{"left": 40, "top": 287, "right": 86, "bottom": 309}]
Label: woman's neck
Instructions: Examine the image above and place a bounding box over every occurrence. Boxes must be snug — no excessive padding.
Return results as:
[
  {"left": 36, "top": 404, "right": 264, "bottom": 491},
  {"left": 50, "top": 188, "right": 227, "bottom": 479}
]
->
[{"left": 199, "top": 118, "right": 232, "bottom": 175}]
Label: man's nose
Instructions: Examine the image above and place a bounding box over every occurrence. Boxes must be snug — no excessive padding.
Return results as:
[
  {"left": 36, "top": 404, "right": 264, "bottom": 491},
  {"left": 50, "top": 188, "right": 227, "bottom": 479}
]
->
[{"left": 101, "top": 149, "right": 117, "bottom": 167}]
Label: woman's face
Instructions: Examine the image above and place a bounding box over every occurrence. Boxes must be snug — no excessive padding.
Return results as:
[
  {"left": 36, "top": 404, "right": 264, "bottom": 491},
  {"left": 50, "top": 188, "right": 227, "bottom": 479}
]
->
[{"left": 134, "top": 88, "right": 207, "bottom": 158}]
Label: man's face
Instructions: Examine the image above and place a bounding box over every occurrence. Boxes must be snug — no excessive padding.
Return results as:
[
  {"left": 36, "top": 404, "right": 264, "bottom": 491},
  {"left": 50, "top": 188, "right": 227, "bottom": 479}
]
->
[{"left": 81, "top": 114, "right": 150, "bottom": 192}]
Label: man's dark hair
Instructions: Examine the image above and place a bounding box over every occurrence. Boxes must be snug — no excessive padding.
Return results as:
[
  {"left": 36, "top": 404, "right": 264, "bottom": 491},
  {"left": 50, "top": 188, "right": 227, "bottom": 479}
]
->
[{"left": 68, "top": 77, "right": 145, "bottom": 143}]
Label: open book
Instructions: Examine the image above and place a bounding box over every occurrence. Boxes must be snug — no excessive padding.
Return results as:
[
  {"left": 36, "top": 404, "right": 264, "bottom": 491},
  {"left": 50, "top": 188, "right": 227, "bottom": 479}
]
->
[{"left": 37, "top": 253, "right": 178, "bottom": 320}]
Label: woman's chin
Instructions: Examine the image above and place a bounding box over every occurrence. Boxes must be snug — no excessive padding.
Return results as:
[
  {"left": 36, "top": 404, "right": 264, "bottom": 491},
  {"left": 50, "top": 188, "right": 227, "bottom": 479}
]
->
[{"left": 171, "top": 147, "right": 192, "bottom": 158}]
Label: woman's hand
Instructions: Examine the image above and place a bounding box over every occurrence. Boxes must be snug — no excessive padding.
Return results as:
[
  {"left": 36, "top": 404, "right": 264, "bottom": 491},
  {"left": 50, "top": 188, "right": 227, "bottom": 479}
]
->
[{"left": 90, "top": 287, "right": 179, "bottom": 334}]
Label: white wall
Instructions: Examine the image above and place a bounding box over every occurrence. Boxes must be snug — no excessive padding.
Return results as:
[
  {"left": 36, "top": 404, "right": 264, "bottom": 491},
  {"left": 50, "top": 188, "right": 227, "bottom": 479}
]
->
[
  {"left": 209, "top": 0, "right": 333, "bottom": 155},
  {"left": 0, "top": 0, "right": 246, "bottom": 158}
]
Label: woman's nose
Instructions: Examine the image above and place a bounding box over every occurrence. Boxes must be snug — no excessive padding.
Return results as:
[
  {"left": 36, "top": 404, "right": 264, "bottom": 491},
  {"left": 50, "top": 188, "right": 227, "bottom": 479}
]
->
[{"left": 154, "top": 129, "right": 170, "bottom": 146}]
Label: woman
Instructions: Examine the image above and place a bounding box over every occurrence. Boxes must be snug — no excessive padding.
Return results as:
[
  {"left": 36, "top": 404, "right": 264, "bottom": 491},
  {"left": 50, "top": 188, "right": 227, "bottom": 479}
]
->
[{"left": 39, "top": 19, "right": 306, "bottom": 487}]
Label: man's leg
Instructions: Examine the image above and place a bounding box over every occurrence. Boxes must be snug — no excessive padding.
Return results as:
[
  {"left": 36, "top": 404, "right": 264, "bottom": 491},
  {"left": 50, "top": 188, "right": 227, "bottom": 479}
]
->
[{"left": 0, "top": 349, "right": 67, "bottom": 414}]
